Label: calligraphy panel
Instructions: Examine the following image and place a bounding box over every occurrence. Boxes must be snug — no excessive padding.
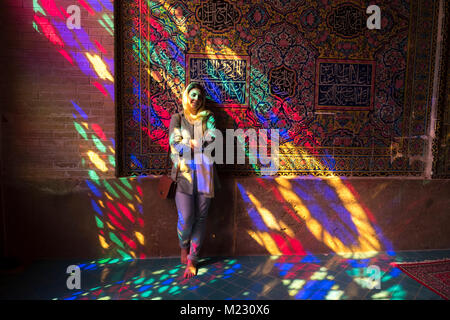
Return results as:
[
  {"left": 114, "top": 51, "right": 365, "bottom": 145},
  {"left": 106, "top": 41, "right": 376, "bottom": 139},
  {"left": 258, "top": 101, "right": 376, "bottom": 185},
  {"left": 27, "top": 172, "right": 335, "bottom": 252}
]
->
[
  {"left": 186, "top": 54, "right": 250, "bottom": 106},
  {"left": 315, "top": 59, "right": 375, "bottom": 111}
]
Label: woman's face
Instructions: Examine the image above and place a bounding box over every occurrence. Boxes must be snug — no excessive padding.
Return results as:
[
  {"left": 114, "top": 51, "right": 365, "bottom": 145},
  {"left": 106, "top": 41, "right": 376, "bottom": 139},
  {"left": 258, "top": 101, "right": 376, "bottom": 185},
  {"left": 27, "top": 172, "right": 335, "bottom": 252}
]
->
[{"left": 188, "top": 88, "right": 203, "bottom": 113}]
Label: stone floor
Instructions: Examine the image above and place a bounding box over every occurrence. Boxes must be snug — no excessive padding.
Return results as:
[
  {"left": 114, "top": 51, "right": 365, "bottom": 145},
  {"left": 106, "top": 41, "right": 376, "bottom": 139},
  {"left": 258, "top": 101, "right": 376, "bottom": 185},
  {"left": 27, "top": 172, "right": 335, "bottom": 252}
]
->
[{"left": 1, "top": 249, "right": 449, "bottom": 300}]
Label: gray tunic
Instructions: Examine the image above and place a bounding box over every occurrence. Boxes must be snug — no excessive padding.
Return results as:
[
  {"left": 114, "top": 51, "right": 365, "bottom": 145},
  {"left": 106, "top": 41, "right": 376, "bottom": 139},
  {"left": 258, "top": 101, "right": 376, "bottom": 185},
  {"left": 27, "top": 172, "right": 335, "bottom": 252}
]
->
[{"left": 169, "top": 112, "right": 220, "bottom": 197}]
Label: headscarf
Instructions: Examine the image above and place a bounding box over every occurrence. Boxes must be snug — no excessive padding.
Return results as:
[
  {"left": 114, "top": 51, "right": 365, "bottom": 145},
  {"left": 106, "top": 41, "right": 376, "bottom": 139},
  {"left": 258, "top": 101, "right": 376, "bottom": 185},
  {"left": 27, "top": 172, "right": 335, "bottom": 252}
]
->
[{"left": 182, "top": 82, "right": 211, "bottom": 130}]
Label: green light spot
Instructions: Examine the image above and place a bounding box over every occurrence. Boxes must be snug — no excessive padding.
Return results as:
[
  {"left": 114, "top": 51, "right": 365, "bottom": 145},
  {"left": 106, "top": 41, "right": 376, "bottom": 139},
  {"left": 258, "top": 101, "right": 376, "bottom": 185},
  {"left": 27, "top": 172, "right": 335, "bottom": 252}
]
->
[
  {"left": 134, "top": 278, "right": 145, "bottom": 285},
  {"left": 109, "top": 259, "right": 119, "bottom": 264},
  {"left": 92, "top": 135, "right": 107, "bottom": 153},
  {"left": 346, "top": 269, "right": 360, "bottom": 277},
  {"left": 89, "top": 170, "right": 101, "bottom": 185},
  {"left": 119, "top": 177, "right": 133, "bottom": 190},
  {"left": 33, "top": 0, "right": 46, "bottom": 15},
  {"left": 95, "top": 216, "right": 104, "bottom": 229},
  {"left": 98, "top": 19, "right": 113, "bottom": 36},
  {"left": 117, "top": 249, "right": 132, "bottom": 260},
  {"left": 169, "top": 286, "right": 179, "bottom": 294},
  {"left": 103, "top": 180, "right": 120, "bottom": 198},
  {"left": 32, "top": 21, "right": 40, "bottom": 33},
  {"left": 74, "top": 122, "right": 88, "bottom": 140},
  {"left": 114, "top": 182, "right": 133, "bottom": 200},
  {"left": 108, "top": 155, "right": 115, "bottom": 167},
  {"left": 141, "top": 290, "right": 153, "bottom": 298},
  {"left": 168, "top": 268, "right": 179, "bottom": 274},
  {"left": 103, "top": 13, "right": 114, "bottom": 30},
  {"left": 144, "top": 278, "right": 155, "bottom": 285},
  {"left": 99, "top": 258, "right": 111, "bottom": 264},
  {"left": 158, "top": 286, "right": 169, "bottom": 293},
  {"left": 159, "top": 274, "right": 169, "bottom": 281},
  {"left": 109, "top": 232, "right": 125, "bottom": 249}
]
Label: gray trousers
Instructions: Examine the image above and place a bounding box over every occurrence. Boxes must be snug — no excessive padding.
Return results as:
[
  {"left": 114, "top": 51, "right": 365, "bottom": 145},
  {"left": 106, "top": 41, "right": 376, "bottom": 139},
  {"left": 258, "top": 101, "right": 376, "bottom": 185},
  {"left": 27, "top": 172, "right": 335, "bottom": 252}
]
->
[{"left": 175, "top": 170, "right": 212, "bottom": 263}]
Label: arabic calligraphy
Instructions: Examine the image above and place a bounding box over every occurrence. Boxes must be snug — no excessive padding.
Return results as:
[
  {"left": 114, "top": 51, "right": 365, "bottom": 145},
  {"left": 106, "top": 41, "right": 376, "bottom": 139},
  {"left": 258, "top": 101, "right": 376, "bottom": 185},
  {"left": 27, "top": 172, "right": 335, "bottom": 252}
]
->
[
  {"left": 328, "top": 5, "right": 365, "bottom": 37},
  {"left": 270, "top": 66, "right": 297, "bottom": 99},
  {"left": 188, "top": 55, "right": 249, "bottom": 105},
  {"left": 196, "top": 0, "right": 240, "bottom": 32},
  {"left": 317, "top": 61, "right": 374, "bottom": 109}
]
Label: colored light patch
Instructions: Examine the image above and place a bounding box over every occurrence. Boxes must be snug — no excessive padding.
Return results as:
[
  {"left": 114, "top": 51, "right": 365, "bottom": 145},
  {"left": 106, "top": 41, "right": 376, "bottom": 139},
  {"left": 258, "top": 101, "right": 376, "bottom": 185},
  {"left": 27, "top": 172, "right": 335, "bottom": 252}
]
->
[
  {"left": 91, "top": 199, "right": 103, "bottom": 215},
  {"left": 78, "top": 0, "right": 95, "bottom": 15},
  {"left": 99, "top": 258, "right": 111, "bottom": 264},
  {"left": 114, "top": 182, "right": 133, "bottom": 201},
  {"left": 104, "top": 192, "right": 113, "bottom": 201},
  {"left": 117, "top": 203, "right": 135, "bottom": 223},
  {"left": 116, "top": 249, "right": 133, "bottom": 260},
  {"left": 86, "top": 52, "right": 114, "bottom": 82},
  {"left": 33, "top": 0, "right": 46, "bottom": 15},
  {"left": 121, "top": 233, "right": 137, "bottom": 250},
  {"left": 98, "top": 234, "right": 109, "bottom": 249},
  {"left": 135, "top": 232, "right": 145, "bottom": 245},
  {"left": 108, "top": 155, "right": 115, "bottom": 167},
  {"left": 141, "top": 290, "right": 153, "bottom": 298},
  {"left": 88, "top": 170, "right": 100, "bottom": 184},
  {"left": 162, "top": 278, "right": 174, "bottom": 285},
  {"left": 94, "top": 216, "right": 104, "bottom": 228},
  {"left": 237, "top": 184, "right": 269, "bottom": 232},
  {"left": 60, "top": 49, "right": 74, "bottom": 66},
  {"left": 34, "top": 15, "right": 64, "bottom": 47},
  {"left": 85, "top": 0, "right": 103, "bottom": 12},
  {"left": 109, "top": 232, "right": 125, "bottom": 249},
  {"left": 74, "top": 122, "right": 88, "bottom": 140},
  {"left": 102, "top": 180, "right": 119, "bottom": 198},
  {"left": 157, "top": 286, "right": 169, "bottom": 294},
  {"left": 98, "top": 19, "right": 113, "bottom": 36},
  {"left": 87, "top": 151, "right": 108, "bottom": 172},
  {"left": 86, "top": 180, "right": 102, "bottom": 197},
  {"left": 102, "top": 13, "right": 114, "bottom": 30},
  {"left": 92, "top": 135, "right": 107, "bottom": 153},
  {"left": 119, "top": 177, "right": 133, "bottom": 190}
]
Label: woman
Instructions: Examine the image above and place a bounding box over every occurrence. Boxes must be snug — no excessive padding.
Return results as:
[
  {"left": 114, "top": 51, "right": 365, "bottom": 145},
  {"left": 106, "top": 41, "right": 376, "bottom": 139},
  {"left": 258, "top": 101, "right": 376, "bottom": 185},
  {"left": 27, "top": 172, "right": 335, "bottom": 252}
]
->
[{"left": 168, "top": 82, "right": 219, "bottom": 278}]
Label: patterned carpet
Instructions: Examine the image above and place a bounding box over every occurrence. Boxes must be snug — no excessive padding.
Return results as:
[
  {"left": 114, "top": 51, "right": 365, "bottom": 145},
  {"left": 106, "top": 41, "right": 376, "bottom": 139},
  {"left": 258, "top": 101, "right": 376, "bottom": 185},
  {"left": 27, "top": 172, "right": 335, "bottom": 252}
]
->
[{"left": 393, "top": 259, "right": 450, "bottom": 300}]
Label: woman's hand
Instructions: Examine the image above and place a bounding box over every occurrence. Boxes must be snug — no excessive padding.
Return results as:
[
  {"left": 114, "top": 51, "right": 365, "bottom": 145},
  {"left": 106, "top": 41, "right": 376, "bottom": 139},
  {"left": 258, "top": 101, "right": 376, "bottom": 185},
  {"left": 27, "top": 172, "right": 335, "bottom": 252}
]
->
[{"left": 189, "top": 139, "right": 200, "bottom": 150}]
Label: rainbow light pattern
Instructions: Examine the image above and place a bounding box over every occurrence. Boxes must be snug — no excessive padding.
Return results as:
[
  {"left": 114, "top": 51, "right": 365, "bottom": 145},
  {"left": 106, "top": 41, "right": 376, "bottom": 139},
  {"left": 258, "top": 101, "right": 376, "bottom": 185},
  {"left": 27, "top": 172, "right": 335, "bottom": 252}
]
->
[{"left": 31, "top": 0, "right": 410, "bottom": 300}]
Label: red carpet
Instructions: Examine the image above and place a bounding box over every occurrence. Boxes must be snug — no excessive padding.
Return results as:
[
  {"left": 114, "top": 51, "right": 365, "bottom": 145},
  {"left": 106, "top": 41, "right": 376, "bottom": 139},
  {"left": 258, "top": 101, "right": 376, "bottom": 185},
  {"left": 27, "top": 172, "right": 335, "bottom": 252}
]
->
[{"left": 393, "top": 259, "right": 450, "bottom": 300}]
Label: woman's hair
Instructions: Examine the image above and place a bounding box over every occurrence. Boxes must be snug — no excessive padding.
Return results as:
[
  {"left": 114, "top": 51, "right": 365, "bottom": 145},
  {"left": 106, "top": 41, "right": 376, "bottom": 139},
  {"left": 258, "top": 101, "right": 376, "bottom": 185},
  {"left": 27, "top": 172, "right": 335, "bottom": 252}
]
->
[{"left": 182, "top": 82, "right": 206, "bottom": 110}]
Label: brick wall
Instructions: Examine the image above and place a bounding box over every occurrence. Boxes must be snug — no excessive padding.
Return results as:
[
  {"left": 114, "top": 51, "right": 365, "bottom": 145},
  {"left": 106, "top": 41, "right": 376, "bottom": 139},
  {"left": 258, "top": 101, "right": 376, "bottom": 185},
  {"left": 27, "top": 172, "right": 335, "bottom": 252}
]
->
[{"left": 2, "top": 0, "right": 115, "bottom": 181}]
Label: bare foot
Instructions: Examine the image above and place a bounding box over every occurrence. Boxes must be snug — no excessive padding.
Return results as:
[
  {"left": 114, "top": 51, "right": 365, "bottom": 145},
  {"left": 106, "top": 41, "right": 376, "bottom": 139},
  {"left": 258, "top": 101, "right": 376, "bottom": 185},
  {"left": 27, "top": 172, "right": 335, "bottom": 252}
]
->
[
  {"left": 184, "top": 260, "right": 197, "bottom": 279},
  {"left": 181, "top": 248, "right": 189, "bottom": 265}
]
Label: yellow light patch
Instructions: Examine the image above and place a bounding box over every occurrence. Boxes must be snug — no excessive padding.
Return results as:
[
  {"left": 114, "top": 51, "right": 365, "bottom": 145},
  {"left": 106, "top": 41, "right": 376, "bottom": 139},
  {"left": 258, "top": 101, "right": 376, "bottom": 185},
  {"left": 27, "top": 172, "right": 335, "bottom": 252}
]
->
[
  {"left": 247, "top": 230, "right": 263, "bottom": 246},
  {"left": 87, "top": 151, "right": 108, "bottom": 172},
  {"left": 99, "top": 235, "right": 109, "bottom": 249},
  {"left": 135, "top": 231, "right": 145, "bottom": 245},
  {"left": 85, "top": 52, "right": 114, "bottom": 82},
  {"left": 104, "top": 192, "right": 113, "bottom": 201}
]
